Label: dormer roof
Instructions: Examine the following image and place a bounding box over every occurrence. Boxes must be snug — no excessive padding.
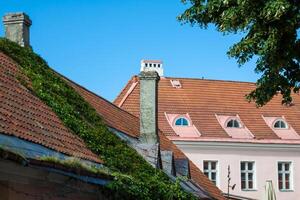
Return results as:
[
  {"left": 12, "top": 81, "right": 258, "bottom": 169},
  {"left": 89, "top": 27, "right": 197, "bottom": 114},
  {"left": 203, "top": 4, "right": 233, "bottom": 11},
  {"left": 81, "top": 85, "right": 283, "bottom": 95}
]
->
[{"left": 114, "top": 76, "right": 300, "bottom": 144}]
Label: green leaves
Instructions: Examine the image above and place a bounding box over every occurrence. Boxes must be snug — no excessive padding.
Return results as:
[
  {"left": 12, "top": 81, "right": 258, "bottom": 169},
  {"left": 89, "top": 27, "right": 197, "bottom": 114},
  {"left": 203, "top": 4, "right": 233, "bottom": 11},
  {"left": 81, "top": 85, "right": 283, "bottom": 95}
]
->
[
  {"left": 0, "top": 38, "right": 195, "bottom": 200},
  {"left": 179, "top": 0, "right": 300, "bottom": 106}
]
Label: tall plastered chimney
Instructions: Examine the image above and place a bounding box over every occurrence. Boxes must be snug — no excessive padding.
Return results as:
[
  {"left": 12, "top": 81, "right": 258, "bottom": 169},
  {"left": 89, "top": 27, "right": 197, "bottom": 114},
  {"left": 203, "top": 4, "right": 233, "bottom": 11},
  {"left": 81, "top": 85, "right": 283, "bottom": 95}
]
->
[
  {"left": 139, "top": 71, "right": 160, "bottom": 144},
  {"left": 137, "top": 71, "right": 160, "bottom": 168},
  {"left": 3, "top": 12, "right": 32, "bottom": 47}
]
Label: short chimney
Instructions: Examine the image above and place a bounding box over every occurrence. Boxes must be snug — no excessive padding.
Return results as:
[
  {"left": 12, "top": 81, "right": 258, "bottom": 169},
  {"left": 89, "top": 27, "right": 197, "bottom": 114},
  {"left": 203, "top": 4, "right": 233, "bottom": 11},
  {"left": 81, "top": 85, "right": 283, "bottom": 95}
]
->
[
  {"left": 139, "top": 71, "right": 160, "bottom": 144},
  {"left": 3, "top": 12, "right": 32, "bottom": 47},
  {"left": 140, "top": 60, "right": 164, "bottom": 76}
]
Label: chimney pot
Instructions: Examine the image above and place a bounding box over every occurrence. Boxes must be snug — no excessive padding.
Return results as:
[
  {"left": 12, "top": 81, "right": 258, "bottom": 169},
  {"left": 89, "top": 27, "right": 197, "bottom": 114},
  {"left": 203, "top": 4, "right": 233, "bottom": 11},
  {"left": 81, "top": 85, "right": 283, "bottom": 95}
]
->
[
  {"left": 3, "top": 12, "right": 32, "bottom": 47},
  {"left": 140, "top": 59, "right": 164, "bottom": 76}
]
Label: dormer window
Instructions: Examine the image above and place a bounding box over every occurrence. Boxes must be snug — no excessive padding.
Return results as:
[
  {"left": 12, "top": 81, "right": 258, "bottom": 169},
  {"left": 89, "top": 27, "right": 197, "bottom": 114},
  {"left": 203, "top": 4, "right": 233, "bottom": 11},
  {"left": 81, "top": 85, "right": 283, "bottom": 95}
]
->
[
  {"left": 226, "top": 119, "right": 241, "bottom": 128},
  {"left": 175, "top": 117, "right": 189, "bottom": 126},
  {"left": 274, "top": 119, "right": 288, "bottom": 129}
]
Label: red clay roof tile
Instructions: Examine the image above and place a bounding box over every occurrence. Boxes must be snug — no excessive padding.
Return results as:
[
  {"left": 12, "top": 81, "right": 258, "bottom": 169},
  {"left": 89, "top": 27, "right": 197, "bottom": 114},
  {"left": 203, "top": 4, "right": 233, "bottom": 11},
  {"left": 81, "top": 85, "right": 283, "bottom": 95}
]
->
[
  {"left": 114, "top": 76, "right": 300, "bottom": 141},
  {"left": 0, "top": 52, "right": 101, "bottom": 163},
  {"left": 0, "top": 51, "right": 225, "bottom": 199}
]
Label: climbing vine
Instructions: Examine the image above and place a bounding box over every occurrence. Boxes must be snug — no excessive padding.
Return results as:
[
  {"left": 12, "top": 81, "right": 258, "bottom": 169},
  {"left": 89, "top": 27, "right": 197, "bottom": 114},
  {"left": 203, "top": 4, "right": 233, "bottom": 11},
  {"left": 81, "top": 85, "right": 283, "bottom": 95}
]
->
[{"left": 0, "top": 38, "right": 196, "bottom": 200}]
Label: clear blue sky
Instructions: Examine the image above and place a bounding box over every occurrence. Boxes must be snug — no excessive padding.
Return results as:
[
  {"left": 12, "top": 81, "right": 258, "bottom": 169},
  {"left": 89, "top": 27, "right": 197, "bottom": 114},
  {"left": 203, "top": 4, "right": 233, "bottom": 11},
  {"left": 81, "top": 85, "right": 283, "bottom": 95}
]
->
[{"left": 0, "top": 0, "right": 259, "bottom": 101}]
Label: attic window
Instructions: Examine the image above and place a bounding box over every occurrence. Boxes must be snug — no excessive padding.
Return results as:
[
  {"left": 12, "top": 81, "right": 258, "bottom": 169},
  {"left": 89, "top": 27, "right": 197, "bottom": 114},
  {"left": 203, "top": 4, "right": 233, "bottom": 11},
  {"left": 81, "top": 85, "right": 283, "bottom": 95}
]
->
[
  {"left": 175, "top": 117, "right": 189, "bottom": 126},
  {"left": 170, "top": 80, "right": 182, "bottom": 88},
  {"left": 226, "top": 119, "right": 241, "bottom": 128},
  {"left": 274, "top": 119, "right": 288, "bottom": 129}
]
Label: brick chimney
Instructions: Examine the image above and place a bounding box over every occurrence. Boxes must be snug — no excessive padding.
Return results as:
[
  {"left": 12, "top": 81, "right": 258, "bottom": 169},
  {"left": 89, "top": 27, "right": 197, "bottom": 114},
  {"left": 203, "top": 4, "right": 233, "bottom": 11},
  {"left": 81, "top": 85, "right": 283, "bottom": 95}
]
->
[
  {"left": 3, "top": 12, "right": 32, "bottom": 47},
  {"left": 137, "top": 70, "right": 160, "bottom": 167}
]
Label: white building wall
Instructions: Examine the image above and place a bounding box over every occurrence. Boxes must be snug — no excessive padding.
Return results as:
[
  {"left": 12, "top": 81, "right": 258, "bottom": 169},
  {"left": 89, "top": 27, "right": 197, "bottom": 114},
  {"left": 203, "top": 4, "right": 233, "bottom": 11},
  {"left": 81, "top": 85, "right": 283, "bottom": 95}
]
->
[{"left": 174, "top": 141, "right": 300, "bottom": 200}]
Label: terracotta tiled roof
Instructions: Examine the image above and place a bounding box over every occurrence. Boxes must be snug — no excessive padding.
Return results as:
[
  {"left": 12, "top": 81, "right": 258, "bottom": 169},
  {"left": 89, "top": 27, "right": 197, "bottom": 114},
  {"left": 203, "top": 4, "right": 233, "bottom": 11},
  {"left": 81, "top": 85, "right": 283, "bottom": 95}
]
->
[
  {"left": 114, "top": 76, "right": 300, "bottom": 141},
  {"left": 0, "top": 51, "right": 225, "bottom": 198},
  {"left": 0, "top": 52, "right": 101, "bottom": 163},
  {"left": 59, "top": 73, "right": 224, "bottom": 199},
  {"left": 59, "top": 75, "right": 140, "bottom": 138}
]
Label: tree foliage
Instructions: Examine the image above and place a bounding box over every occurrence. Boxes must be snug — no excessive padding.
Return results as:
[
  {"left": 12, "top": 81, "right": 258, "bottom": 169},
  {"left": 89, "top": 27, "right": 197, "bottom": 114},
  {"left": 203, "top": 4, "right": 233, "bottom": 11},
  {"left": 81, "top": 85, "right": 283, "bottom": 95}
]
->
[{"left": 178, "top": 0, "right": 300, "bottom": 106}]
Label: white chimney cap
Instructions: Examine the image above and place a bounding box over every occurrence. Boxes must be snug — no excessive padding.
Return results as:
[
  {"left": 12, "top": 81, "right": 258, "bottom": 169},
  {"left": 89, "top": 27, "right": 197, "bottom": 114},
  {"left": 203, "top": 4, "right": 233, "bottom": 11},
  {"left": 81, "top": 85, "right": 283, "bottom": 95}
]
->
[{"left": 140, "top": 59, "right": 164, "bottom": 76}]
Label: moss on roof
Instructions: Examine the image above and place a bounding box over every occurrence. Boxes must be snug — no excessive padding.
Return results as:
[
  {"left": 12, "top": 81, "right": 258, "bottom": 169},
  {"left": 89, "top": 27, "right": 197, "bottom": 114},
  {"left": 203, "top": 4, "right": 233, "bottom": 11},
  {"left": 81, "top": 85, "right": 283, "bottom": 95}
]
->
[{"left": 0, "top": 38, "right": 197, "bottom": 200}]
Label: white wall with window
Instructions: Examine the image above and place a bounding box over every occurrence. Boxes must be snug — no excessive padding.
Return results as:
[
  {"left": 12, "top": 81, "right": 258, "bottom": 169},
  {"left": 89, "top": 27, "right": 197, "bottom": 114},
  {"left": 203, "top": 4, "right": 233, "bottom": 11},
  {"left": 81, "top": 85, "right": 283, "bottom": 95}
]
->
[{"left": 174, "top": 141, "right": 300, "bottom": 200}]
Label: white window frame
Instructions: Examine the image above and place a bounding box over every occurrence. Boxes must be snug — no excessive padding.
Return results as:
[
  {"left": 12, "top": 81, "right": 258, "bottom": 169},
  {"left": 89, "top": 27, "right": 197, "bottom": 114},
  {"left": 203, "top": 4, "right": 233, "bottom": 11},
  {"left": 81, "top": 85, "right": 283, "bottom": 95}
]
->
[
  {"left": 203, "top": 160, "right": 218, "bottom": 186},
  {"left": 278, "top": 161, "right": 293, "bottom": 191},
  {"left": 240, "top": 161, "right": 256, "bottom": 191}
]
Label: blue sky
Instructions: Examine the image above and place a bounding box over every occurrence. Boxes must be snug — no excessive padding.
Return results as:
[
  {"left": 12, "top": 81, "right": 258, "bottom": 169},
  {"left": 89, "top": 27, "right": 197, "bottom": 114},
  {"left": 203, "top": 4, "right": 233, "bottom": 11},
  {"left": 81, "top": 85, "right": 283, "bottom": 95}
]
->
[{"left": 0, "top": 0, "right": 259, "bottom": 101}]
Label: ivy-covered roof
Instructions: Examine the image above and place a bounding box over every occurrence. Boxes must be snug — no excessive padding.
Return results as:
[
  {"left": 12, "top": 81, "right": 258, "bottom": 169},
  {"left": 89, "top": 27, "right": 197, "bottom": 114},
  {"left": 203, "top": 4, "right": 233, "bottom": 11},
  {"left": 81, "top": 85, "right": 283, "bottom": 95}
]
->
[{"left": 0, "top": 38, "right": 209, "bottom": 199}]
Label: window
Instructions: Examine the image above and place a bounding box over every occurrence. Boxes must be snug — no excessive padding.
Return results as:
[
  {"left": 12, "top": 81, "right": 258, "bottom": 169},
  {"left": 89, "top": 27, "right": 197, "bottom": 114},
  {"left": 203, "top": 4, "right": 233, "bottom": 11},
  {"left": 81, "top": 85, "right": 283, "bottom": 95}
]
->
[
  {"left": 226, "top": 119, "right": 241, "bottom": 128},
  {"left": 274, "top": 120, "right": 288, "bottom": 129},
  {"left": 241, "top": 162, "right": 255, "bottom": 190},
  {"left": 170, "top": 80, "right": 182, "bottom": 88},
  {"left": 175, "top": 117, "right": 189, "bottom": 126},
  {"left": 278, "top": 162, "right": 292, "bottom": 190},
  {"left": 203, "top": 161, "right": 218, "bottom": 185}
]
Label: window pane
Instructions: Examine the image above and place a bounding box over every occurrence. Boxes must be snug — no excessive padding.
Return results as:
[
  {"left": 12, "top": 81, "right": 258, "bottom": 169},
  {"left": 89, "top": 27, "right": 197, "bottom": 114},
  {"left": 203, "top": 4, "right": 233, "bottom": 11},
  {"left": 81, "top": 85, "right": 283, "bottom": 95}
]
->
[
  {"left": 249, "top": 180, "right": 253, "bottom": 189},
  {"left": 211, "top": 162, "right": 216, "bottom": 170},
  {"left": 278, "top": 163, "right": 282, "bottom": 171},
  {"left": 248, "top": 173, "right": 253, "bottom": 181},
  {"left": 241, "top": 180, "right": 246, "bottom": 189},
  {"left": 278, "top": 173, "right": 282, "bottom": 181},
  {"left": 211, "top": 172, "right": 216, "bottom": 181},
  {"left": 182, "top": 118, "right": 189, "bottom": 126},
  {"left": 227, "top": 120, "right": 233, "bottom": 127},
  {"left": 175, "top": 119, "right": 181, "bottom": 125},
  {"left": 248, "top": 163, "right": 253, "bottom": 170},
  {"left": 241, "top": 162, "right": 245, "bottom": 170},
  {"left": 278, "top": 173, "right": 283, "bottom": 190},
  {"left": 279, "top": 181, "right": 283, "bottom": 190},
  {"left": 280, "top": 121, "right": 286, "bottom": 128},
  {"left": 286, "top": 180, "right": 290, "bottom": 189},
  {"left": 204, "top": 162, "right": 208, "bottom": 170},
  {"left": 234, "top": 120, "right": 240, "bottom": 127},
  {"left": 204, "top": 172, "right": 209, "bottom": 177},
  {"left": 285, "top": 163, "right": 290, "bottom": 171},
  {"left": 274, "top": 121, "right": 280, "bottom": 128},
  {"left": 241, "top": 173, "right": 246, "bottom": 181}
]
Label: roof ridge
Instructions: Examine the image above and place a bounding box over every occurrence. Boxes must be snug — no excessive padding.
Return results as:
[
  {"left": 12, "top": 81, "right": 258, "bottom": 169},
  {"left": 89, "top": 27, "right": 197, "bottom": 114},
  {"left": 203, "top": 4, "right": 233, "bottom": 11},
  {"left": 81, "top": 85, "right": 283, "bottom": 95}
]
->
[{"left": 164, "top": 76, "right": 256, "bottom": 84}]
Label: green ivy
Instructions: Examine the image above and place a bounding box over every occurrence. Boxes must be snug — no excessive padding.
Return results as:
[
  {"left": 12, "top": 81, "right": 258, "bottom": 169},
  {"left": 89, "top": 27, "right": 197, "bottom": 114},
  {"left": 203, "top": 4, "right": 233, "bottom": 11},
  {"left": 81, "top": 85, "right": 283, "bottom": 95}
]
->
[{"left": 0, "top": 38, "right": 196, "bottom": 200}]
